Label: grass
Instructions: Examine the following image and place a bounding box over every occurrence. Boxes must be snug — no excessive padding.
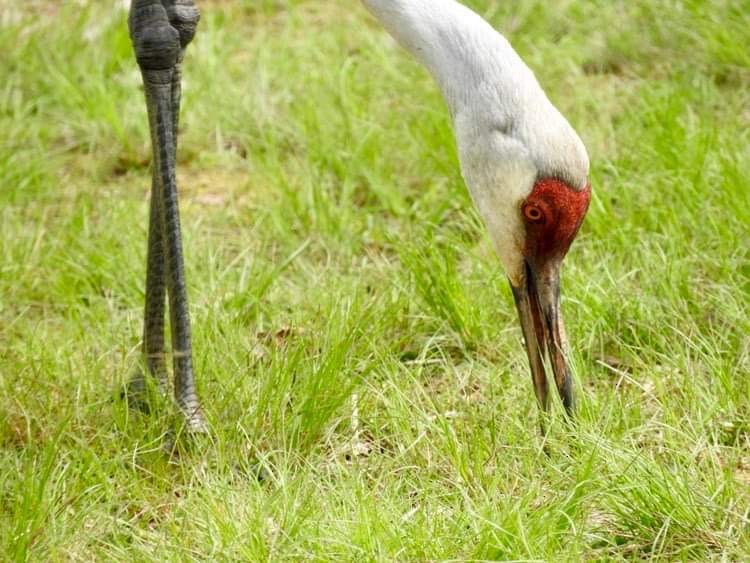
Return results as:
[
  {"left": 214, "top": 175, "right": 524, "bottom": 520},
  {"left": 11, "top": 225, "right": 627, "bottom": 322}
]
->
[{"left": 1, "top": 0, "right": 748, "bottom": 559}]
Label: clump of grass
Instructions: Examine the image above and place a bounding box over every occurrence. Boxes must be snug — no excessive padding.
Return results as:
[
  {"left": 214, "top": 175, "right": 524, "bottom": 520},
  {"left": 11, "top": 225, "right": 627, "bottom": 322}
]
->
[{"left": 399, "top": 227, "right": 484, "bottom": 350}]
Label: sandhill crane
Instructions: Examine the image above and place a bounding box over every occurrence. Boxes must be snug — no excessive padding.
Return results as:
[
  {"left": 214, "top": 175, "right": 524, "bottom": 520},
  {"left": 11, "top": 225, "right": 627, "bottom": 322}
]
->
[{"left": 126, "top": 0, "right": 591, "bottom": 434}]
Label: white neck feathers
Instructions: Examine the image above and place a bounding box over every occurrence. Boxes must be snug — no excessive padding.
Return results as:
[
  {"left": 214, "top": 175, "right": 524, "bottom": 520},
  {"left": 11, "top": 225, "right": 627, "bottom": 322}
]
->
[
  {"left": 361, "top": 0, "right": 589, "bottom": 190},
  {"left": 362, "top": 0, "right": 532, "bottom": 116}
]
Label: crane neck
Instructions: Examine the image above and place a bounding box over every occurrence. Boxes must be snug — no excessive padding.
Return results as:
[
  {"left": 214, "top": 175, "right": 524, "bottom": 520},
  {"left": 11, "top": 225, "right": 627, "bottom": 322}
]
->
[{"left": 361, "top": 0, "right": 541, "bottom": 120}]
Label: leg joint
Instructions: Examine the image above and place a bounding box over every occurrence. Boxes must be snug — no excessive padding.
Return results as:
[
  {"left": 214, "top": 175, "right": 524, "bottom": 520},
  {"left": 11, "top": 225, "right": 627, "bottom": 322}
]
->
[
  {"left": 163, "top": 0, "right": 201, "bottom": 49},
  {"left": 129, "top": 1, "right": 180, "bottom": 71}
]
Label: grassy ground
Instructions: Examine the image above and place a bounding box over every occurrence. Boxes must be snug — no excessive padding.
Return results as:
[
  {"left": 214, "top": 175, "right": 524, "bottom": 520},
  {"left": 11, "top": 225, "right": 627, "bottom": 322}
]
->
[{"left": 1, "top": 0, "right": 749, "bottom": 559}]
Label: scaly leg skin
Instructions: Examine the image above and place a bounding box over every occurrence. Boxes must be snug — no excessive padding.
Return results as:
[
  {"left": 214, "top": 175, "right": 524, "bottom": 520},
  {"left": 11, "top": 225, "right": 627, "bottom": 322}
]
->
[
  {"left": 128, "top": 0, "right": 206, "bottom": 432},
  {"left": 124, "top": 163, "right": 169, "bottom": 412}
]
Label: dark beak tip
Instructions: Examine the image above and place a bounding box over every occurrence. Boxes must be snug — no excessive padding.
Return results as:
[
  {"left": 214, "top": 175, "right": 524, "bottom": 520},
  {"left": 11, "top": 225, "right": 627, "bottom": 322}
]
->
[{"left": 511, "top": 258, "right": 575, "bottom": 418}]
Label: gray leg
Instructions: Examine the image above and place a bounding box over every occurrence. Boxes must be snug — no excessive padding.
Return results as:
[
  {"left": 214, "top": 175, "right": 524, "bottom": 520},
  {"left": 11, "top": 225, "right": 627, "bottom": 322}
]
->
[
  {"left": 128, "top": 0, "right": 206, "bottom": 431},
  {"left": 142, "top": 163, "right": 169, "bottom": 389},
  {"left": 125, "top": 164, "right": 169, "bottom": 409}
]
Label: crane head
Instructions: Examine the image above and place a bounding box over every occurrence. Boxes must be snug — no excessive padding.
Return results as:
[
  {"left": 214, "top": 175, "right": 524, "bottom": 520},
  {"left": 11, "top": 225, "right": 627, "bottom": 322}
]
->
[
  {"left": 511, "top": 177, "right": 590, "bottom": 414},
  {"left": 454, "top": 112, "right": 591, "bottom": 415}
]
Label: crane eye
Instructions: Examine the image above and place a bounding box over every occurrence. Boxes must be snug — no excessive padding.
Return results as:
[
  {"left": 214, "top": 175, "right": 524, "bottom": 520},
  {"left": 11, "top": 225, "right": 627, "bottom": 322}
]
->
[{"left": 523, "top": 204, "right": 544, "bottom": 223}]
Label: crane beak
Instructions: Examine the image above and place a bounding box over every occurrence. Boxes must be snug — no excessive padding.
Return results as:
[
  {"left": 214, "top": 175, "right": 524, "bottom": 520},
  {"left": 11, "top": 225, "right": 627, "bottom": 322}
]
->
[{"left": 510, "top": 258, "right": 575, "bottom": 418}]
